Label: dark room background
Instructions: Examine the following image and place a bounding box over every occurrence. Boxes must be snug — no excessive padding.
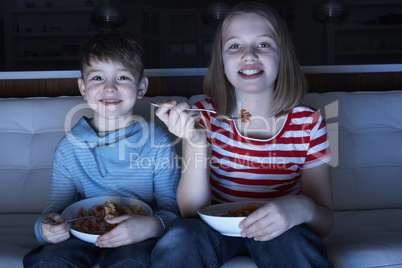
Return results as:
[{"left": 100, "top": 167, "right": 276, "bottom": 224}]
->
[{"left": 0, "top": 0, "right": 401, "bottom": 71}]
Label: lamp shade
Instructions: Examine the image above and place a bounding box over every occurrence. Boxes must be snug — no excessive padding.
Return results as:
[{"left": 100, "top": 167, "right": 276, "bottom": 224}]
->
[
  {"left": 313, "top": 0, "right": 349, "bottom": 23},
  {"left": 201, "top": 2, "right": 231, "bottom": 27},
  {"left": 90, "top": 4, "right": 126, "bottom": 29}
]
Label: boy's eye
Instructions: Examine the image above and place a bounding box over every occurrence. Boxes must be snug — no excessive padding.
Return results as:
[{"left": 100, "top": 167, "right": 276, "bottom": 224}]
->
[
  {"left": 118, "top": 76, "right": 130, "bottom": 80},
  {"left": 92, "top": 76, "right": 103, "bottom": 81}
]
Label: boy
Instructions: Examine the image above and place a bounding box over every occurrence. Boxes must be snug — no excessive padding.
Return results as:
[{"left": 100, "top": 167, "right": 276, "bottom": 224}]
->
[{"left": 23, "top": 31, "right": 180, "bottom": 267}]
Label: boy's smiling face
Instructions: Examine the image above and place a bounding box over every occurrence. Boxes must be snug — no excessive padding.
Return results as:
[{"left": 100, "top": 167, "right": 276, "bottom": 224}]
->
[{"left": 78, "top": 59, "right": 148, "bottom": 131}]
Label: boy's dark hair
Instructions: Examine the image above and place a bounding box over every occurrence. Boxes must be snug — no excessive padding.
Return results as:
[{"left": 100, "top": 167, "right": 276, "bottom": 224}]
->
[{"left": 80, "top": 30, "right": 144, "bottom": 79}]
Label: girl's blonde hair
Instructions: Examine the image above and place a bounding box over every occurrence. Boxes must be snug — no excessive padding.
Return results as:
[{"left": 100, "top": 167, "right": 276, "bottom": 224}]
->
[{"left": 203, "top": 2, "right": 307, "bottom": 117}]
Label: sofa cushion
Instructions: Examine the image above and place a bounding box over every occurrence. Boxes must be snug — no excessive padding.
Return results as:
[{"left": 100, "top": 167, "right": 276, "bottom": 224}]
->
[
  {"left": 221, "top": 256, "right": 257, "bottom": 268},
  {"left": 0, "top": 214, "right": 40, "bottom": 268},
  {"left": 324, "top": 209, "right": 402, "bottom": 268}
]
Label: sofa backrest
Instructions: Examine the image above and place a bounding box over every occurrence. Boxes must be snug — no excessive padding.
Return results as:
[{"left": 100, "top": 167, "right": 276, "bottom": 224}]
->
[
  {"left": 303, "top": 91, "right": 402, "bottom": 211},
  {"left": 0, "top": 97, "right": 88, "bottom": 213},
  {"left": 1, "top": 92, "right": 401, "bottom": 214}
]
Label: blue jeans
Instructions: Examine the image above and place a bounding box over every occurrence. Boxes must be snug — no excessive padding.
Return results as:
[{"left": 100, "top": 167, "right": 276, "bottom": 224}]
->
[
  {"left": 151, "top": 218, "right": 332, "bottom": 268},
  {"left": 23, "top": 236, "right": 157, "bottom": 268}
]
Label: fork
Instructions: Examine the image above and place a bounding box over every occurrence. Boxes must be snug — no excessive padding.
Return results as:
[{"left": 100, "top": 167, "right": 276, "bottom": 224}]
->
[
  {"left": 41, "top": 216, "right": 102, "bottom": 225},
  {"left": 150, "top": 101, "right": 251, "bottom": 121}
]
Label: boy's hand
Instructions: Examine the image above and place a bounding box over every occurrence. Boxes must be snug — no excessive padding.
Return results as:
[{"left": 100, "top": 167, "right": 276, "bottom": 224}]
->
[
  {"left": 41, "top": 213, "right": 70, "bottom": 244},
  {"left": 95, "top": 215, "right": 163, "bottom": 248}
]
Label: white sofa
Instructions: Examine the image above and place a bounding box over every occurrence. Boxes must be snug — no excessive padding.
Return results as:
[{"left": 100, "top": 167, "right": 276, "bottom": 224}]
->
[{"left": 1, "top": 91, "right": 402, "bottom": 268}]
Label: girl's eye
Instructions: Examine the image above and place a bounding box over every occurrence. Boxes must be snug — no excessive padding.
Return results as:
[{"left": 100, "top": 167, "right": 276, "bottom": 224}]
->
[
  {"left": 230, "top": 44, "right": 241, "bottom": 49},
  {"left": 258, "top": 43, "right": 270, "bottom": 48}
]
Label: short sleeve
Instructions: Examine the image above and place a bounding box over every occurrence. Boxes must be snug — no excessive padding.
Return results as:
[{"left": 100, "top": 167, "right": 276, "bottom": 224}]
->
[{"left": 303, "top": 111, "right": 332, "bottom": 169}]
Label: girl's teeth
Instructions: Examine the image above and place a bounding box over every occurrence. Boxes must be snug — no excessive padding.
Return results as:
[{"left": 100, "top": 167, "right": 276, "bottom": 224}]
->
[{"left": 241, "top": 70, "right": 260, "bottom": 75}]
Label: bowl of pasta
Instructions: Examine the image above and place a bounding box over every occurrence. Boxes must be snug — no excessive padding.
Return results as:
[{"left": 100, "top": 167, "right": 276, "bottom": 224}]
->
[
  {"left": 61, "top": 196, "right": 152, "bottom": 244},
  {"left": 197, "top": 201, "right": 265, "bottom": 237}
]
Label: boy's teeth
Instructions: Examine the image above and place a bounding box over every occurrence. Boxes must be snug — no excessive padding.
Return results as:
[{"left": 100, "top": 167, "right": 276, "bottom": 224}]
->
[{"left": 240, "top": 70, "right": 260, "bottom": 75}]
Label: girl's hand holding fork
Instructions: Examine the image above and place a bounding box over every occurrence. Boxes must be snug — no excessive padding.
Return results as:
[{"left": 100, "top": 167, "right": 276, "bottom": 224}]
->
[{"left": 155, "top": 99, "right": 206, "bottom": 145}]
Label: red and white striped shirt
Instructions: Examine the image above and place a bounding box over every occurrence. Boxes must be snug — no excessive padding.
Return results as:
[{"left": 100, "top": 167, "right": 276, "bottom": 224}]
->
[{"left": 195, "top": 98, "right": 331, "bottom": 204}]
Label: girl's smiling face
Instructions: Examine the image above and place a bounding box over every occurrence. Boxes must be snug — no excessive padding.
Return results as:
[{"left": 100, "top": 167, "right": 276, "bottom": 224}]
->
[
  {"left": 78, "top": 59, "right": 147, "bottom": 131},
  {"left": 222, "top": 13, "right": 280, "bottom": 95}
]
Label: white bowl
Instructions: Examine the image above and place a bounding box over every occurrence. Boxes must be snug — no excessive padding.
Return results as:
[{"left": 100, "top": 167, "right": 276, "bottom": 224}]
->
[
  {"left": 61, "top": 196, "right": 152, "bottom": 244},
  {"left": 197, "top": 201, "right": 265, "bottom": 237}
]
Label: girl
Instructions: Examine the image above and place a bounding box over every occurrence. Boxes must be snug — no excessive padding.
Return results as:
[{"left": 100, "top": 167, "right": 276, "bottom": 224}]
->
[{"left": 153, "top": 2, "right": 333, "bottom": 267}]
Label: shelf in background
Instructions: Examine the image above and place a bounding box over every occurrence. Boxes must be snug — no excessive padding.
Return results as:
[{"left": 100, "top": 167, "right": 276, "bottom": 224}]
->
[
  {"left": 12, "top": 32, "right": 95, "bottom": 37},
  {"left": 14, "top": 56, "right": 79, "bottom": 62},
  {"left": 346, "top": 0, "right": 402, "bottom": 6},
  {"left": 334, "top": 25, "right": 402, "bottom": 31},
  {"left": 11, "top": 7, "right": 94, "bottom": 13},
  {"left": 326, "top": 1, "right": 402, "bottom": 64}
]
